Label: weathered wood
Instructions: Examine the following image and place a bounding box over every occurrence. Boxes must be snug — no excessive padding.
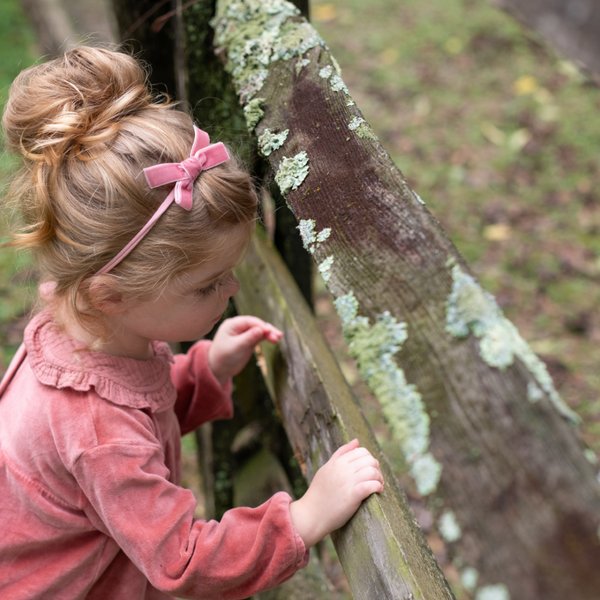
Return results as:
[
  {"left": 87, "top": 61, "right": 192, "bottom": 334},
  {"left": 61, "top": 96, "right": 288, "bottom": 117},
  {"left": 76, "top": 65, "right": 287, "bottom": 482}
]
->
[
  {"left": 491, "top": 0, "right": 600, "bottom": 82},
  {"left": 234, "top": 230, "right": 455, "bottom": 600},
  {"left": 212, "top": 1, "right": 600, "bottom": 598},
  {"left": 181, "top": 0, "right": 313, "bottom": 304}
]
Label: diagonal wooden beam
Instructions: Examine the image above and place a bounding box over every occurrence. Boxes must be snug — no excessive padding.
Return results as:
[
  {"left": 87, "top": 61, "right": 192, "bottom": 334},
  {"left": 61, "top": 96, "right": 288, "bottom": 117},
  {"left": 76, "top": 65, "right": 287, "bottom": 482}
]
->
[{"left": 234, "top": 230, "right": 455, "bottom": 600}]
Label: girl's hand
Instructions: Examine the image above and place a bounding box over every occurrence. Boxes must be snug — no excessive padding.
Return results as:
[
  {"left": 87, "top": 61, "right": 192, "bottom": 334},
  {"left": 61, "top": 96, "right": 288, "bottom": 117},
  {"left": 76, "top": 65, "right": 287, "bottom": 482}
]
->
[
  {"left": 208, "top": 316, "right": 282, "bottom": 386},
  {"left": 289, "top": 439, "right": 384, "bottom": 549}
]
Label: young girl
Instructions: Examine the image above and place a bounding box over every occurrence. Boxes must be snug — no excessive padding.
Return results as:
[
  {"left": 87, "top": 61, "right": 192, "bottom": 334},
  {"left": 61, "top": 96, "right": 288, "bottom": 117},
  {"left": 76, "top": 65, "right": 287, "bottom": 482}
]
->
[{"left": 0, "top": 47, "right": 383, "bottom": 599}]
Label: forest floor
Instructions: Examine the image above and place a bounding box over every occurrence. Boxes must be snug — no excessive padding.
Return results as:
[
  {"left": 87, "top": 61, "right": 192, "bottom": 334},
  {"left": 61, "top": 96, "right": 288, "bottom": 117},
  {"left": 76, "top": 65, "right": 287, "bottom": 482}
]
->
[{"left": 1, "top": 0, "right": 600, "bottom": 598}]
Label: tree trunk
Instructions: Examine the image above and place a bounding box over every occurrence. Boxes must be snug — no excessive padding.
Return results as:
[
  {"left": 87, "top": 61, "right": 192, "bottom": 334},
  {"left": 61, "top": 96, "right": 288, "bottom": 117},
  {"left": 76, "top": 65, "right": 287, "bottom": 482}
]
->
[
  {"left": 491, "top": 0, "right": 600, "bottom": 83},
  {"left": 19, "top": 0, "right": 116, "bottom": 57},
  {"left": 111, "top": 0, "right": 178, "bottom": 96},
  {"left": 211, "top": 1, "right": 600, "bottom": 598},
  {"left": 234, "top": 229, "right": 455, "bottom": 600}
]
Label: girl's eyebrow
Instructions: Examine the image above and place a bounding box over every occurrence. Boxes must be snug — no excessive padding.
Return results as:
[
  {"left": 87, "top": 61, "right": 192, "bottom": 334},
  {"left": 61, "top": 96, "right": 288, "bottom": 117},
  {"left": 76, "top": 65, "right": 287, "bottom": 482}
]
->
[{"left": 190, "top": 268, "right": 229, "bottom": 287}]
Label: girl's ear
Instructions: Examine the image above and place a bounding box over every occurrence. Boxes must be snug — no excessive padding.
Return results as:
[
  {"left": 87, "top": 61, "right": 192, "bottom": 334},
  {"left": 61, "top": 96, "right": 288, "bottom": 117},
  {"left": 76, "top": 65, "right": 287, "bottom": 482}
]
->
[{"left": 87, "top": 275, "right": 128, "bottom": 314}]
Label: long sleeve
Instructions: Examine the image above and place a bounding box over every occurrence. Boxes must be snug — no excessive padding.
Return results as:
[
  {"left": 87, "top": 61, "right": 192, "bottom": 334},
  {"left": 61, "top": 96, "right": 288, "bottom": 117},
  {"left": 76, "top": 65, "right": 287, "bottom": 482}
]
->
[
  {"left": 73, "top": 442, "right": 309, "bottom": 599},
  {"left": 170, "top": 340, "right": 233, "bottom": 434},
  {"left": 1, "top": 311, "right": 309, "bottom": 600}
]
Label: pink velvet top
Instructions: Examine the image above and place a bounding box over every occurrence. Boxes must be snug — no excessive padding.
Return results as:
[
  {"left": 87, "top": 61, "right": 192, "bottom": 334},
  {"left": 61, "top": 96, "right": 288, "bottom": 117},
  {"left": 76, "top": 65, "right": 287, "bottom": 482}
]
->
[{"left": 0, "top": 311, "right": 308, "bottom": 600}]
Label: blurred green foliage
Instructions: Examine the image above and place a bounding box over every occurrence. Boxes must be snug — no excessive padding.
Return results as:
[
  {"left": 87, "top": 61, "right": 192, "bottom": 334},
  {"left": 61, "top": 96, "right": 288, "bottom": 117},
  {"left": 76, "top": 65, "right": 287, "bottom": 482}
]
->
[{"left": 0, "top": 0, "right": 37, "bottom": 368}]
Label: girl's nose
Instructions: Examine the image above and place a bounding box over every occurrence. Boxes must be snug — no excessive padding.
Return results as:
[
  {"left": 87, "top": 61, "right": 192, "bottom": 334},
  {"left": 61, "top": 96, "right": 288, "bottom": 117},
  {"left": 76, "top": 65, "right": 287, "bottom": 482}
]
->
[{"left": 220, "top": 273, "right": 240, "bottom": 299}]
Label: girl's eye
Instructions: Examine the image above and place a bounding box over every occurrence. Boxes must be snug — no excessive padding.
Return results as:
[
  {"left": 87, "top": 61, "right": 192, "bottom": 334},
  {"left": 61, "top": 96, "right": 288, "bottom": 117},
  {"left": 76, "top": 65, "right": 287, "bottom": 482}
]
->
[{"left": 195, "top": 280, "right": 219, "bottom": 297}]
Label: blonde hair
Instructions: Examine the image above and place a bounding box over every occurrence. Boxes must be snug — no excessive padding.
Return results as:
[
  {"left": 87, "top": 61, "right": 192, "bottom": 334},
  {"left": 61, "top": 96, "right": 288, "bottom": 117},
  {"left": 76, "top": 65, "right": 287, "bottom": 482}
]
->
[{"left": 2, "top": 47, "right": 257, "bottom": 342}]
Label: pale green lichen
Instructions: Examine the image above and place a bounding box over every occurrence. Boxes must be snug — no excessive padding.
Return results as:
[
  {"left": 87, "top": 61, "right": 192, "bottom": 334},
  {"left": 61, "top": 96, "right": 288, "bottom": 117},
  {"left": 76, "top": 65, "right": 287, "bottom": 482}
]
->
[
  {"left": 318, "top": 256, "right": 334, "bottom": 283},
  {"left": 461, "top": 568, "right": 479, "bottom": 592},
  {"left": 527, "top": 381, "right": 543, "bottom": 403},
  {"left": 295, "top": 55, "right": 310, "bottom": 75},
  {"left": 297, "top": 219, "right": 317, "bottom": 247},
  {"left": 348, "top": 116, "right": 366, "bottom": 130},
  {"left": 331, "top": 55, "right": 342, "bottom": 77},
  {"left": 274, "top": 151, "right": 309, "bottom": 195},
  {"left": 321, "top": 73, "right": 354, "bottom": 106},
  {"left": 331, "top": 74, "right": 349, "bottom": 94},
  {"left": 212, "top": 0, "right": 326, "bottom": 103},
  {"left": 333, "top": 291, "right": 442, "bottom": 495},
  {"left": 414, "top": 192, "right": 426, "bottom": 205},
  {"left": 439, "top": 510, "right": 461, "bottom": 543},
  {"left": 410, "top": 454, "right": 442, "bottom": 496},
  {"left": 446, "top": 264, "right": 580, "bottom": 425},
  {"left": 475, "top": 584, "right": 510, "bottom": 600},
  {"left": 316, "top": 228, "right": 331, "bottom": 243},
  {"left": 319, "top": 65, "right": 333, "bottom": 79},
  {"left": 348, "top": 115, "right": 377, "bottom": 141},
  {"left": 584, "top": 449, "right": 598, "bottom": 464},
  {"left": 243, "top": 97, "right": 266, "bottom": 131},
  {"left": 258, "top": 128, "right": 289, "bottom": 156},
  {"left": 297, "top": 219, "right": 331, "bottom": 254}
]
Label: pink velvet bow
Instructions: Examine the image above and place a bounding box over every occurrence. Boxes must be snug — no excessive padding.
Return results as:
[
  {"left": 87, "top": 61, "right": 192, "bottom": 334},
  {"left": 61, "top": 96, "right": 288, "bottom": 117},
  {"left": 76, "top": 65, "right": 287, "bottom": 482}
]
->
[
  {"left": 143, "top": 126, "right": 230, "bottom": 210},
  {"left": 95, "top": 126, "right": 229, "bottom": 275}
]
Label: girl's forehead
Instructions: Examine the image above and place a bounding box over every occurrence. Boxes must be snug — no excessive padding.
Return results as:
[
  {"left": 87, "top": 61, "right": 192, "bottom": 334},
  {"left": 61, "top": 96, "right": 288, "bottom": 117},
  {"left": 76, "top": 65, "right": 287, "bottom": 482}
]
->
[{"left": 181, "top": 233, "right": 249, "bottom": 285}]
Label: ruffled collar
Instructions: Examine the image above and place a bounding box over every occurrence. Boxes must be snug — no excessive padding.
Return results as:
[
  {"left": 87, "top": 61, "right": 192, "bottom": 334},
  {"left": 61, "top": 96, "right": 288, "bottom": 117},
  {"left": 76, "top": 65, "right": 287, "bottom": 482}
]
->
[{"left": 24, "top": 311, "right": 176, "bottom": 412}]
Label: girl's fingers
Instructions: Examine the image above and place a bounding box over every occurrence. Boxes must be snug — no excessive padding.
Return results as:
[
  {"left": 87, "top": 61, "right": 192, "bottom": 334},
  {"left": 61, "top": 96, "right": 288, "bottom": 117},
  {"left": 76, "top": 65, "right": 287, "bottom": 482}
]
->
[
  {"left": 264, "top": 328, "right": 283, "bottom": 343},
  {"left": 348, "top": 455, "right": 380, "bottom": 473},
  {"left": 343, "top": 447, "right": 375, "bottom": 465},
  {"left": 331, "top": 439, "right": 360, "bottom": 459},
  {"left": 237, "top": 326, "right": 265, "bottom": 346},
  {"left": 354, "top": 480, "right": 384, "bottom": 499},
  {"left": 225, "top": 317, "right": 282, "bottom": 342}
]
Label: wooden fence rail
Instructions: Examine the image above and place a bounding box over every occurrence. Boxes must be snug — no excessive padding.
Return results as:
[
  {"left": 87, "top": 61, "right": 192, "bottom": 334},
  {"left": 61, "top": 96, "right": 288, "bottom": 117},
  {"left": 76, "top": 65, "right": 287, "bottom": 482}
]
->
[{"left": 234, "top": 230, "right": 455, "bottom": 599}]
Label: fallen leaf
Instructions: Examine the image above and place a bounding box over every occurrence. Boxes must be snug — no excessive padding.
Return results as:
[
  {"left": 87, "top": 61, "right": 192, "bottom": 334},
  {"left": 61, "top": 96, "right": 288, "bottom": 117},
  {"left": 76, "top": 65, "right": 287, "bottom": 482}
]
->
[
  {"left": 481, "top": 122, "right": 505, "bottom": 145},
  {"left": 508, "top": 128, "right": 531, "bottom": 151},
  {"left": 483, "top": 224, "right": 511, "bottom": 241},
  {"left": 513, "top": 75, "right": 538, "bottom": 95},
  {"left": 254, "top": 344, "right": 268, "bottom": 377},
  {"left": 445, "top": 37, "right": 463, "bottom": 54},
  {"left": 313, "top": 3, "right": 338, "bottom": 22},
  {"left": 378, "top": 47, "right": 399, "bottom": 65}
]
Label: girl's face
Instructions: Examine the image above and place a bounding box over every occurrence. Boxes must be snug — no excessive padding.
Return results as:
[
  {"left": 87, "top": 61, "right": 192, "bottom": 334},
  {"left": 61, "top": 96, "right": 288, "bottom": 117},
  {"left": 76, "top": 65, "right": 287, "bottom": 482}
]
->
[{"left": 111, "top": 230, "right": 247, "bottom": 358}]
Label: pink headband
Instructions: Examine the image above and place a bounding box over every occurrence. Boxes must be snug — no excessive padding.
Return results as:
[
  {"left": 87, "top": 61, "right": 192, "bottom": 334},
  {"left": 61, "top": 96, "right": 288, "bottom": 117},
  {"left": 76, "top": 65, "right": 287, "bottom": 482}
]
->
[{"left": 95, "top": 126, "right": 229, "bottom": 275}]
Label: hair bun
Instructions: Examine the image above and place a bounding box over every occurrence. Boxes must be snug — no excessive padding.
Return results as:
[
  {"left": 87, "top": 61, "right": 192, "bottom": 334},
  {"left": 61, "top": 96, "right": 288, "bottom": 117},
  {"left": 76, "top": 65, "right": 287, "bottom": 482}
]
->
[{"left": 2, "top": 47, "right": 153, "bottom": 165}]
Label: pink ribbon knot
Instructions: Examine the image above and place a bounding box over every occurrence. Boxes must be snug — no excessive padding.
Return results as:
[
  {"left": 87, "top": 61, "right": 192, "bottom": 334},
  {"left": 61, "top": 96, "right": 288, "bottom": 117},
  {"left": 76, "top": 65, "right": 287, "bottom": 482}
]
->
[
  {"left": 95, "top": 126, "right": 230, "bottom": 275},
  {"left": 143, "top": 126, "right": 229, "bottom": 210}
]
